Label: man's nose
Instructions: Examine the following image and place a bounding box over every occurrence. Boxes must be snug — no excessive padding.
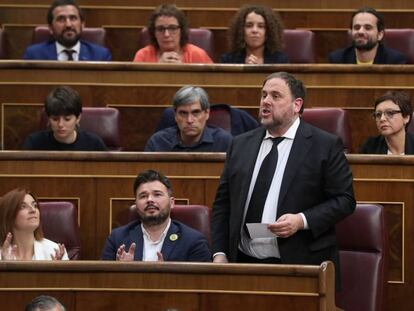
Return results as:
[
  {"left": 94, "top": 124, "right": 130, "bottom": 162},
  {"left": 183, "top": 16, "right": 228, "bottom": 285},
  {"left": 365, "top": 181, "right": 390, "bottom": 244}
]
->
[
  {"left": 64, "top": 17, "right": 72, "bottom": 27},
  {"left": 186, "top": 114, "right": 195, "bottom": 123}
]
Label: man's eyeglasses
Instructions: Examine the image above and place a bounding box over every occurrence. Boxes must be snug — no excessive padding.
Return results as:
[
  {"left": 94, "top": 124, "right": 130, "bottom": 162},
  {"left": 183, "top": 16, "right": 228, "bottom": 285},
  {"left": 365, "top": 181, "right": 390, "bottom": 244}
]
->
[
  {"left": 372, "top": 110, "right": 402, "bottom": 120},
  {"left": 155, "top": 25, "right": 180, "bottom": 34}
]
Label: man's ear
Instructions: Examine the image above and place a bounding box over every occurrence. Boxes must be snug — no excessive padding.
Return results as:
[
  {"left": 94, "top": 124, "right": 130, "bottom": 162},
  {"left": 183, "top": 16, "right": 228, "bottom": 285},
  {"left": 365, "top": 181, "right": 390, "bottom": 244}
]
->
[
  {"left": 294, "top": 98, "right": 303, "bottom": 114},
  {"left": 48, "top": 24, "right": 54, "bottom": 36},
  {"left": 170, "top": 197, "right": 175, "bottom": 209},
  {"left": 378, "top": 30, "right": 385, "bottom": 42}
]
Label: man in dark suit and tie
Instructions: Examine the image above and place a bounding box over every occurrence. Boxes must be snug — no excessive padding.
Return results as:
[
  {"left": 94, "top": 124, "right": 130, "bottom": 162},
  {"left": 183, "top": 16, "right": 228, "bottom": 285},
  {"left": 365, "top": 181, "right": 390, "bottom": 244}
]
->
[
  {"left": 211, "top": 72, "right": 355, "bottom": 285},
  {"left": 101, "top": 169, "right": 211, "bottom": 262},
  {"left": 23, "top": 0, "right": 111, "bottom": 61}
]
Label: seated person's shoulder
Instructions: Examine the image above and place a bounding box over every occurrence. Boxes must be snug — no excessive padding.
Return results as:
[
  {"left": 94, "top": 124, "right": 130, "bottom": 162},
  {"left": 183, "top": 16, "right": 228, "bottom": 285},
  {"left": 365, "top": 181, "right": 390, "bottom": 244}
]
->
[
  {"left": 183, "top": 43, "right": 213, "bottom": 63},
  {"left": 80, "top": 40, "right": 112, "bottom": 61},
  {"left": 77, "top": 129, "right": 108, "bottom": 151},
  {"left": 22, "top": 130, "right": 53, "bottom": 150},
  {"left": 384, "top": 46, "right": 407, "bottom": 64},
  {"left": 328, "top": 46, "right": 352, "bottom": 63},
  {"left": 144, "top": 126, "right": 177, "bottom": 151},
  {"left": 220, "top": 51, "right": 240, "bottom": 63},
  {"left": 23, "top": 41, "right": 54, "bottom": 59}
]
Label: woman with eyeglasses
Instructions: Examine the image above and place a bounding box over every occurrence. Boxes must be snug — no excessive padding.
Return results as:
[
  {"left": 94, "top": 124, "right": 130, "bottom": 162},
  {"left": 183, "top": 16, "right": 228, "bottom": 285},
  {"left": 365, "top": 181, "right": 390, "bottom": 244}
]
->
[
  {"left": 133, "top": 4, "right": 213, "bottom": 64},
  {"left": 359, "top": 91, "right": 414, "bottom": 154},
  {"left": 220, "top": 4, "right": 289, "bottom": 64},
  {"left": 0, "top": 188, "right": 68, "bottom": 260}
]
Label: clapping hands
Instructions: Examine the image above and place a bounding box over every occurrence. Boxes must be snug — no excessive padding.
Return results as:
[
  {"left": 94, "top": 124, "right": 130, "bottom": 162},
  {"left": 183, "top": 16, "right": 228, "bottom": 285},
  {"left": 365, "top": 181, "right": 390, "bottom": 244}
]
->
[
  {"left": 51, "top": 243, "right": 66, "bottom": 260},
  {"left": 1, "top": 232, "right": 18, "bottom": 260}
]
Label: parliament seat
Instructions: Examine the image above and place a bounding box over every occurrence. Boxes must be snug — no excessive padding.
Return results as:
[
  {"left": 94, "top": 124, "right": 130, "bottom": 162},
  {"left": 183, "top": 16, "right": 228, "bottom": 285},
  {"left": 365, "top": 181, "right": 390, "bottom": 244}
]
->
[
  {"left": 336, "top": 203, "right": 389, "bottom": 311},
  {"left": 39, "top": 201, "right": 81, "bottom": 260},
  {"left": 283, "top": 29, "right": 316, "bottom": 63},
  {"left": 128, "top": 204, "right": 211, "bottom": 245},
  {"left": 39, "top": 107, "right": 122, "bottom": 151},
  {"left": 155, "top": 104, "right": 259, "bottom": 136},
  {"left": 302, "top": 108, "right": 352, "bottom": 152},
  {"left": 138, "top": 27, "right": 214, "bottom": 60},
  {"left": 32, "top": 26, "right": 106, "bottom": 46}
]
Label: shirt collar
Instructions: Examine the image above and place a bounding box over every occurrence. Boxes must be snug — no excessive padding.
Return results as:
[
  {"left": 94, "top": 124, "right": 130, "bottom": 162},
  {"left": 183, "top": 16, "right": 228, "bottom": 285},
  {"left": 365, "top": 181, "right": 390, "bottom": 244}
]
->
[
  {"left": 56, "top": 41, "right": 81, "bottom": 56},
  {"left": 174, "top": 125, "right": 214, "bottom": 148},
  {"left": 141, "top": 218, "right": 171, "bottom": 244},
  {"left": 264, "top": 116, "right": 300, "bottom": 140}
]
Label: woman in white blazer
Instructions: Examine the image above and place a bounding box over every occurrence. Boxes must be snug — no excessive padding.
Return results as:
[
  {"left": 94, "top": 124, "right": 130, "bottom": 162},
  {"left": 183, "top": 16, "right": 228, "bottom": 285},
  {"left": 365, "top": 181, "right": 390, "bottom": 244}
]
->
[{"left": 0, "top": 188, "right": 68, "bottom": 260}]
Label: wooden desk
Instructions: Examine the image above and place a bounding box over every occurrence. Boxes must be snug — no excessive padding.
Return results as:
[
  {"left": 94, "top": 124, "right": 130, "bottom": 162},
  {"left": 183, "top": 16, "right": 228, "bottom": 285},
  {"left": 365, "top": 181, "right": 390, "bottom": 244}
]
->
[
  {"left": 1, "top": 61, "right": 414, "bottom": 151},
  {"left": 0, "top": 261, "right": 336, "bottom": 311},
  {"left": 0, "top": 152, "right": 412, "bottom": 310}
]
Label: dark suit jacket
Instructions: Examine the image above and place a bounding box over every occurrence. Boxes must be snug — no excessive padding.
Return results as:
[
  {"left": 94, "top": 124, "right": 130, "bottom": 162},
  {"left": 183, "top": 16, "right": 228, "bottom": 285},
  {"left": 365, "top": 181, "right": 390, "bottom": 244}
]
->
[
  {"left": 23, "top": 40, "right": 112, "bottom": 61},
  {"left": 211, "top": 120, "right": 355, "bottom": 281},
  {"left": 328, "top": 44, "right": 406, "bottom": 64},
  {"left": 220, "top": 48, "right": 289, "bottom": 64},
  {"left": 101, "top": 219, "right": 211, "bottom": 262},
  {"left": 359, "top": 132, "right": 414, "bottom": 154}
]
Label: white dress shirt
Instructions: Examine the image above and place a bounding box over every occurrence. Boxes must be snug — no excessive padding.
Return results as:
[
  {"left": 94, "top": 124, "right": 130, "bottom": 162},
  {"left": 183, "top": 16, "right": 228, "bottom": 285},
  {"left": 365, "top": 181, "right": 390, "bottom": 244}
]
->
[
  {"left": 56, "top": 41, "right": 81, "bottom": 61},
  {"left": 239, "top": 117, "right": 308, "bottom": 259},
  {"left": 141, "top": 219, "right": 171, "bottom": 261}
]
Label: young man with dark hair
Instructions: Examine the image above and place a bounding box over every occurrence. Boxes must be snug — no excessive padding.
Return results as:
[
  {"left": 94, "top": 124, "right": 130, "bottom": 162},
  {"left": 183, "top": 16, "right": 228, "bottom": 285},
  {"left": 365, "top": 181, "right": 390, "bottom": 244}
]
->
[
  {"left": 101, "top": 169, "right": 211, "bottom": 262},
  {"left": 329, "top": 7, "right": 406, "bottom": 64}
]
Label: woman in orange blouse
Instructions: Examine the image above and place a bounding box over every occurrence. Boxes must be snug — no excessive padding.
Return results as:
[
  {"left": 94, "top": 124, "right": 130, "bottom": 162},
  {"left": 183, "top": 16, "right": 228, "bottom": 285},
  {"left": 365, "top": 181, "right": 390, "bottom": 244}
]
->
[{"left": 133, "top": 4, "right": 213, "bottom": 64}]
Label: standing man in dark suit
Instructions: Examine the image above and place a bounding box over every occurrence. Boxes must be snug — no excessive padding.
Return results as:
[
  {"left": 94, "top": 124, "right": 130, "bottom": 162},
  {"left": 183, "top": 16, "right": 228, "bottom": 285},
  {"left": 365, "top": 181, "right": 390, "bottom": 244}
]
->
[
  {"left": 23, "top": 0, "right": 111, "bottom": 61},
  {"left": 102, "top": 169, "right": 211, "bottom": 262},
  {"left": 211, "top": 72, "right": 355, "bottom": 284},
  {"left": 329, "top": 7, "right": 406, "bottom": 64}
]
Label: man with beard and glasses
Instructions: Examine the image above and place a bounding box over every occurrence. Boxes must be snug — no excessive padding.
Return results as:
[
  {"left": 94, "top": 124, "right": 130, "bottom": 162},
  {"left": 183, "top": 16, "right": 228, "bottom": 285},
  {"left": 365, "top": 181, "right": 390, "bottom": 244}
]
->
[
  {"left": 328, "top": 7, "right": 406, "bottom": 64},
  {"left": 101, "top": 170, "right": 211, "bottom": 262},
  {"left": 23, "top": 0, "right": 111, "bottom": 61}
]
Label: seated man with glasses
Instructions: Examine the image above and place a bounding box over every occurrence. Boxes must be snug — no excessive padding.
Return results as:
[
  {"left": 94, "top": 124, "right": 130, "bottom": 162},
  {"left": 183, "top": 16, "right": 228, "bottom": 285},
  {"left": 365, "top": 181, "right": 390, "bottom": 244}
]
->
[
  {"left": 359, "top": 91, "right": 414, "bottom": 154},
  {"left": 133, "top": 4, "right": 213, "bottom": 63},
  {"left": 145, "top": 86, "right": 232, "bottom": 152}
]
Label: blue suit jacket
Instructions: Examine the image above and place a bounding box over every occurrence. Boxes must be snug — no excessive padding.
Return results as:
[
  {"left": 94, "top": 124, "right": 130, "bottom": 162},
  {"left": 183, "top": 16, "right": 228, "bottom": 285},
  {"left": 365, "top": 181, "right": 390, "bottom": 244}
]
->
[
  {"left": 23, "top": 40, "right": 112, "bottom": 61},
  {"left": 101, "top": 220, "right": 211, "bottom": 262},
  {"left": 328, "top": 44, "right": 406, "bottom": 64}
]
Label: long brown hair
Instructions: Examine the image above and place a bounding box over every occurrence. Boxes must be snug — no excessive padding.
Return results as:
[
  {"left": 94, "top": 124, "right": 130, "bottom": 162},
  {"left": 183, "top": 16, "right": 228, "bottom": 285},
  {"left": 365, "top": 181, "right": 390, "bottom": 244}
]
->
[{"left": 0, "top": 188, "right": 44, "bottom": 243}]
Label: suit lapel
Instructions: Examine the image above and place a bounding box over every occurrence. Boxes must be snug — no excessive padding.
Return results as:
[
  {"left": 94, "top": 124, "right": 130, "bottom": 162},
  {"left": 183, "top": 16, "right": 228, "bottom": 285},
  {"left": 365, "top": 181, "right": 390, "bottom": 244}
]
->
[
  {"left": 235, "top": 128, "right": 266, "bottom": 221},
  {"left": 277, "top": 120, "right": 312, "bottom": 216},
  {"left": 130, "top": 223, "right": 144, "bottom": 260},
  {"left": 48, "top": 41, "right": 58, "bottom": 60},
  {"left": 79, "top": 42, "right": 89, "bottom": 61},
  {"left": 160, "top": 221, "right": 180, "bottom": 260}
]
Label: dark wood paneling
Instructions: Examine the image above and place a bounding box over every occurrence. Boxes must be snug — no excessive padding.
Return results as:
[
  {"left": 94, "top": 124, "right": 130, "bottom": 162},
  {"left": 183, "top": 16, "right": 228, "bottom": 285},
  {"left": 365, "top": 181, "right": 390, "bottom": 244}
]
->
[
  {"left": 0, "top": 152, "right": 412, "bottom": 310},
  {"left": 0, "top": 260, "right": 336, "bottom": 311},
  {"left": 1, "top": 62, "right": 414, "bottom": 151}
]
